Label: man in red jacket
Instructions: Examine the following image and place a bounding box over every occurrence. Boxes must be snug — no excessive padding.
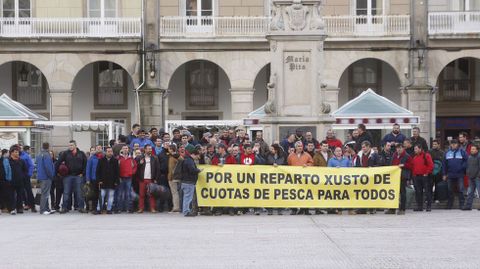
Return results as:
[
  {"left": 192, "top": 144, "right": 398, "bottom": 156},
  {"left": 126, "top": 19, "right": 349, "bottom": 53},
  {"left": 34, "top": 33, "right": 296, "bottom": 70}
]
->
[
  {"left": 117, "top": 145, "right": 137, "bottom": 213},
  {"left": 412, "top": 144, "right": 434, "bottom": 212},
  {"left": 390, "top": 143, "right": 413, "bottom": 215}
]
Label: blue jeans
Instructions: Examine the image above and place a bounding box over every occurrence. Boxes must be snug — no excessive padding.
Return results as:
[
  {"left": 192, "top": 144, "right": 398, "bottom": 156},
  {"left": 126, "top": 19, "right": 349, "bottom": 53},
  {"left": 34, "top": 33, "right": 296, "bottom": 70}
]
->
[
  {"left": 447, "top": 177, "right": 465, "bottom": 208},
  {"left": 98, "top": 189, "right": 115, "bottom": 211},
  {"left": 62, "top": 175, "right": 84, "bottom": 210},
  {"left": 117, "top": 177, "right": 132, "bottom": 211},
  {"left": 465, "top": 178, "right": 480, "bottom": 209},
  {"left": 181, "top": 183, "right": 195, "bottom": 215}
]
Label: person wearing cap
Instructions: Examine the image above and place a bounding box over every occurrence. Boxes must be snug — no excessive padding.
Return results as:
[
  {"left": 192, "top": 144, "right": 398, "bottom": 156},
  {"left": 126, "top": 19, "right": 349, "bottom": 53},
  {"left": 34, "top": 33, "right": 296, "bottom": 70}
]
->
[
  {"left": 130, "top": 129, "right": 155, "bottom": 149},
  {"left": 180, "top": 149, "right": 202, "bottom": 217},
  {"left": 127, "top": 124, "right": 141, "bottom": 145},
  {"left": 443, "top": 139, "right": 468, "bottom": 209}
]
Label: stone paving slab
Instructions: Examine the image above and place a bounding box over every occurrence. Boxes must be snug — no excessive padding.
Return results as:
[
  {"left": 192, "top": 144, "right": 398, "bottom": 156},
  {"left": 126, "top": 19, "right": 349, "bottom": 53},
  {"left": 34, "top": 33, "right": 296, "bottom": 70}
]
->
[{"left": 0, "top": 210, "right": 478, "bottom": 269}]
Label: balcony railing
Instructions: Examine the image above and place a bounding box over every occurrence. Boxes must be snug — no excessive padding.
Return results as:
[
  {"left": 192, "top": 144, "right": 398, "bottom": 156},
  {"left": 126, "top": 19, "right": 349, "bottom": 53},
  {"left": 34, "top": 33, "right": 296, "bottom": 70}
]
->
[
  {"left": 160, "top": 15, "right": 410, "bottom": 39},
  {"left": 324, "top": 15, "right": 410, "bottom": 37},
  {"left": 160, "top": 16, "right": 269, "bottom": 38},
  {"left": 0, "top": 17, "right": 141, "bottom": 38},
  {"left": 429, "top": 11, "right": 480, "bottom": 35}
]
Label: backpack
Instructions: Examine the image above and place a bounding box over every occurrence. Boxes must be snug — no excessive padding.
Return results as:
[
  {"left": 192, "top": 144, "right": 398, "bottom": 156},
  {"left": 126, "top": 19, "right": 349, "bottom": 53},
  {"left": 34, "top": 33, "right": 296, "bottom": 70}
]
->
[
  {"left": 58, "top": 162, "right": 69, "bottom": 177},
  {"left": 433, "top": 160, "right": 443, "bottom": 176}
]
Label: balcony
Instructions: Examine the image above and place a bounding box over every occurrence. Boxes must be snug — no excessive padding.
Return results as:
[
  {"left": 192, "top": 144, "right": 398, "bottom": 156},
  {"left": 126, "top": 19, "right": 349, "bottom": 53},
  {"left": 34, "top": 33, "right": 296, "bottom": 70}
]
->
[
  {"left": 0, "top": 17, "right": 141, "bottom": 39},
  {"left": 324, "top": 15, "right": 410, "bottom": 39},
  {"left": 159, "top": 15, "right": 410, "bottom": 41},
  {"left": 429, "top": 11, "right": 480, "bottom": 36},
  {"left": 160, "top": 16, "right": 269, "bottom": 41}
]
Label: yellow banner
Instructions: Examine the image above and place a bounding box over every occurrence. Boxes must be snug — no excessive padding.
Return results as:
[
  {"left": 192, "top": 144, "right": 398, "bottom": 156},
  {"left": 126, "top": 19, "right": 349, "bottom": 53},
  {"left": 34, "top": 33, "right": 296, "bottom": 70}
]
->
[{"left": 196, "top": 165, "right": 401, "bottom": 208}]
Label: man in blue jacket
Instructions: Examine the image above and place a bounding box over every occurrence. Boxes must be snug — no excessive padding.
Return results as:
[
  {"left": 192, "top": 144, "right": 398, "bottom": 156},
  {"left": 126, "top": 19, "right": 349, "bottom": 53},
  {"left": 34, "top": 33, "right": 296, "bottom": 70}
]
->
[
  {"left": 20, "top": 145, "right": 36, "bottom": 212},
  {"left": 86, "top": 145, "right": 103, "bottom": 212},
  {"left": 130, "top": 129, "right": 154, "bottom": 149},
  {"left": 35, "top": 143, "right": 55, "bottom": 215},
  {"left": 443, "top": 139, "right": 468, "bottom": 209},
  {"left": 382, "top": 123, "right": 406, "bottom": 146}
]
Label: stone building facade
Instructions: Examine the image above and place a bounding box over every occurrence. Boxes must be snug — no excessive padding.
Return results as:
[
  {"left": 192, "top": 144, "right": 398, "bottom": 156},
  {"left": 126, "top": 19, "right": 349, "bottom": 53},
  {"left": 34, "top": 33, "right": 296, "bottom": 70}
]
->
[{"left": 0, "top": 0, "right": 479, "bottom": 151}]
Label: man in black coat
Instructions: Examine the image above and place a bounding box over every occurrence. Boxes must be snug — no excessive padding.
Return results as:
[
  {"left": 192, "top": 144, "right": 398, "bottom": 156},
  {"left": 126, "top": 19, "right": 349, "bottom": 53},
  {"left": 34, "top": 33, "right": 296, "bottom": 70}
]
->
[
  {"left": 56, "top": 140, "right": 87, "bottom": 214},
  {"left": 355, "top": 124, "right": 373, "bottom": 152},
  {"left": 95, "top": 147, "right": 119, "bottom": 214},
  {"left": 9, "top": 146, "right": 28, "bottom": 214}
]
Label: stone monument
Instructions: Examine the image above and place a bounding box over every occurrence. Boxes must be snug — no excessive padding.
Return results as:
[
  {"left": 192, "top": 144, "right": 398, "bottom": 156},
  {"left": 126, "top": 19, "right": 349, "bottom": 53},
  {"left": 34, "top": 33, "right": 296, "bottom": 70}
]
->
[{"left": 260, "top": 0, "right": 334, "bottom": 142}]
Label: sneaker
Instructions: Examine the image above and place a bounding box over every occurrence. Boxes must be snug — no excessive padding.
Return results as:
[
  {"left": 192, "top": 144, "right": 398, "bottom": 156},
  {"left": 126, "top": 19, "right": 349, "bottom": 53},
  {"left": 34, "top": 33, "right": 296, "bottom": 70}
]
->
[
  {"left": 277, "top": 210, "right": 283, "bottom": 215},
  {"left": 78, "top": 209, "right": 87, "bottom": 214},
  {"left": 31, "top": 207, "right": 37, "bottom": 213},
  {"left": 136, "top": 210, "right": 144, "bottom": 214},
  {"left": 413, "top": 208, "right": 423, "bottom": 212},
  {"left": 50, "top": 209, "right": 57, "bottom": 214},
  {"left": 17, "top": 209, "right": 24, "bottom": 214},
  {"left": 348, "top": 210, "right": 356, "bottom": 215},
  {"left": 184, "top": 212, "right": 196, "bottom": 217},
  {"left": 397, "top": 210, "right": 405, "bottom": 215},
  {"left": 304, "top": 210, "right": 312, "bottom": 216},
  {"left": 42, "top": 211, "right": 51, "bottom": 215},
  {"left": 290, "top": 209, "right": 297, "bottom": 215},
  {"left": 10, "top": 210, "right": 16, "bottom": 215},
  {"left": 106, "top": 211, "right": 113, "bottom": 214},
  {"left": 267, "top": 210, "right": 273, "bottom": 216},
  {"left": 461, "top": 207, "right": 472, "bottom": 211},
  {"left": 228, "top": 209, "right": 235, "bottom": 216},
  {"left": 59, "top": 209, "right": 68, "bottom": 214},
  {"left": 254, "top": 210, "right": 260, "bottom": 216},
  {"left": 150, "top": 209, "right": 158, "bottom": 213},
  {"left": 426, "top": 208, "right": 432, "bottom": 212},
  {"left": 92, "top": 211, "right": 100, "bottom": 215}
]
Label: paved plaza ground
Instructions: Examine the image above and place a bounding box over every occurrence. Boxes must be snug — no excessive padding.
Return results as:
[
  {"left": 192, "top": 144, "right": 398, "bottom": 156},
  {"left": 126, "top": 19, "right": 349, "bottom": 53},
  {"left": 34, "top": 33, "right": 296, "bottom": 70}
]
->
[{"left": 0, "top": 210, "right": 478, "bottom": 269}]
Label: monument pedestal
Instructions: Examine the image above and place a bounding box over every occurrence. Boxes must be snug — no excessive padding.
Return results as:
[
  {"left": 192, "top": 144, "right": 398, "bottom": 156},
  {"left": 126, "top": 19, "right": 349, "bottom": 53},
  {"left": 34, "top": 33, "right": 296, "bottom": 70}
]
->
[{"left": 260, "top": 0, "right": 334, "bottom": 142}]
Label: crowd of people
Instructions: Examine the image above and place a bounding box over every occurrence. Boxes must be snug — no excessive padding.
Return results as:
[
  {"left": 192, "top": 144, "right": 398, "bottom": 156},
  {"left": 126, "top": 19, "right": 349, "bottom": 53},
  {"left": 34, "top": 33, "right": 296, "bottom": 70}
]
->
[{"left": 0, "top": 123, "right": 478, "bottom": 217}]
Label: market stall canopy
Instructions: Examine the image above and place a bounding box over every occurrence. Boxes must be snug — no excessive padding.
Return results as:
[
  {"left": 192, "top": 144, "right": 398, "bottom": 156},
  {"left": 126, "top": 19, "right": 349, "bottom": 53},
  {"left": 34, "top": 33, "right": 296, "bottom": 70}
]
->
[{"left": 331, "top": 89, "right": 420, "bottom": 130}]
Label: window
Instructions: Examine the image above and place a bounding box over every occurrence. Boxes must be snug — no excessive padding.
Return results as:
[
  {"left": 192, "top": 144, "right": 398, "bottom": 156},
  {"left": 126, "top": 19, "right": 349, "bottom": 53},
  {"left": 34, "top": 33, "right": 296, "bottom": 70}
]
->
[
  {"left": 12, "top": 62, "right": 46, "bottom": 109},
  {"left": 93, "top": 62, "right": 128, "bottom": 109},
  {"left": 355, "top": 0, "right": 383, "bottom": 16},
  {"left": 451, "top": 0, "right": 480, "bottom": 11},
  {"left": 186, "top": 61, "right": 218, "bottom": 110},
  {"left": 349, "top": 59, "right": 382, "bottom": 99},
  {"left": 88, "top": 0, "right": 117, "bottom": 18},
  {"left": 186, "top": 0, "right": 213, "bottom": 17},
  {"left": 439, "top": 58, "right": 474, "bottom": 101},
  {"left": 2, "top": 0, "right": 30, "bottom": 18}
]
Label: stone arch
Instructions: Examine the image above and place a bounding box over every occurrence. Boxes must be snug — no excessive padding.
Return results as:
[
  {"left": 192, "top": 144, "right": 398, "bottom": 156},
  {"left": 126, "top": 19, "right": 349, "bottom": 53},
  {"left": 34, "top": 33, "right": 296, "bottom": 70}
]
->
[
  {"left": 429, "top": 50, "right": 480, "bottom": 86},
  {"left": 166, "top": 59, "right": 232, "bottom": 120},
  {"left": 336, "top": 57, "right": 403, "bottom": 107},
  {"left": 160, "top": 51, "right": 270, "bottom": 90},
  {"left": 323, "top": 50, "right": 408, "bottom": 89},
  {"left": 252, "top": 63, "right": 271, "bottom": 110}
]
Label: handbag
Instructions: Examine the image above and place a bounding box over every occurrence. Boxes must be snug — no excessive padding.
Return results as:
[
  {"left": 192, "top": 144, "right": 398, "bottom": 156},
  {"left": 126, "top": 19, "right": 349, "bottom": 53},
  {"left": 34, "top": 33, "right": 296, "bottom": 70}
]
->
[{"left": 58, "top": 162, "right": 69, "bottom": 177}]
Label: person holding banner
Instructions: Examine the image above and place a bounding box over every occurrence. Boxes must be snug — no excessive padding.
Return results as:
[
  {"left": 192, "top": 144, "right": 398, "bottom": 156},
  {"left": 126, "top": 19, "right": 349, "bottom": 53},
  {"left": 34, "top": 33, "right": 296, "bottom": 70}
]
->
[
  {"left": 314, "top": 141, "right": 333, "bottom": 214},
  {"left": 412, "top": 144, "right": 434, "bottom": 212},
  {"left": 180, "top": 149, "right": 202, "bottom": 217},
  {"left": 287, "top": 141, "right": 313, "bottom": 215},
  {"left": 265, "top": 143, "right": 287, "bottom": 215},
  {"left": 355, "top": 141, "right": 382, "bottom": 214},
  {"left": 239, "top": 143, "right": 265, "bottom": 215},
  {"left": 389, "top": 143, "right": 413, "bottom": 215},
  {"left": 328, "top": 147, "right": 352, "bottom": 215}
]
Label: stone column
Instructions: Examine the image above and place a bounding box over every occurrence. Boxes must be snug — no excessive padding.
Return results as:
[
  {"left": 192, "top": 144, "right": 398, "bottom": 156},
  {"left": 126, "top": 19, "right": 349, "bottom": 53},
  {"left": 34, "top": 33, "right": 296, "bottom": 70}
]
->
[
  {"left": 324, "top": 87, "right": 340, "bottom": 113},
  {"left": 230, "top": 88, "right": 255, "bottom": 120},
  {"left": 407, "top": 86, "right": 434, "bottom": 142},
  {"left": 139, "top": 90, "right": 163, "bottom": 130},
  {"left": 49, "top": 90, "right": 73, "bottom": 152}
]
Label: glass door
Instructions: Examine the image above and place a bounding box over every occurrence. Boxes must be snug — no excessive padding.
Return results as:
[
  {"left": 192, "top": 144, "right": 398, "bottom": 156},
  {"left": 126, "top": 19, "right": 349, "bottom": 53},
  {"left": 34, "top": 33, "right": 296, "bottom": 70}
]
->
[
  {"left": 354, "top": 0, "right": 384, "bottom": 35},
  {"left": 1, "top": 0, "right": 31, "bottom": 36},
  {"left": 88, "top": 0, "right": 118, "bottom": 36},
  {"left": 185, "top": 0, "right": 214, "bottom": 34}
]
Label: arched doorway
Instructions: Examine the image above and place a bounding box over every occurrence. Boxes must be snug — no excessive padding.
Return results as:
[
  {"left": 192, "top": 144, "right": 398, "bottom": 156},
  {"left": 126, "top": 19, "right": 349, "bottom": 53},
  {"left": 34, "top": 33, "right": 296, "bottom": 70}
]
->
[
  {"left": 337, "top": 58, "right": 403, "bottom": 145},
  {"left": 0, "top": 61, "right": 49, "bottom": 111},
  {"left": 167, "top": 59, "right": 231, "bottom": 120},
  {"left": 71, "top": 61, "right": 136, "bottom": 149},
  {"left": 435, "top": 57, "right": 480, "bottom": 144},
  {"left": 253, "top": 63, "right": 270, "bottom": 111}
]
